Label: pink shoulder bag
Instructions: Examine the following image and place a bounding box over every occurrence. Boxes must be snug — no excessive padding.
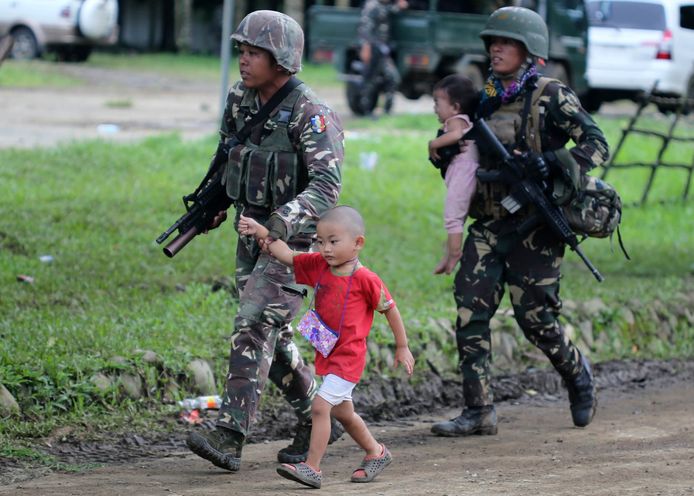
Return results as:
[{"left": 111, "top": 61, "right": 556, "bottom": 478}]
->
[{"left": 297, "top": 264, "right": 356, "bottom": 358}]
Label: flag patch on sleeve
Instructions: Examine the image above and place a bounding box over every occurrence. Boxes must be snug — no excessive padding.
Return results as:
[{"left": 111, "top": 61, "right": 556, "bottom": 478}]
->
[{"left": 310, "top": 114, "right": 326, "bottom": 134}]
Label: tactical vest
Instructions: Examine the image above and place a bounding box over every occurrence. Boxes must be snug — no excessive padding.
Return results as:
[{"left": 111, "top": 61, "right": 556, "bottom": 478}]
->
[
  {"left": 470, "top": 93, "right": 527, "bottom": 220},
  {"left": 222, "top": 85, "right": 306, "bottom": 210},
  {"left": 470, "top": 77, "right": 566, "bottom": 220}
]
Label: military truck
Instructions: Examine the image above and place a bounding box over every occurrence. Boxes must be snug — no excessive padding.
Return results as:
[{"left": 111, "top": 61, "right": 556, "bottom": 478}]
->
[{"left": 307, "top": 0, "right": 589, "bottom": 115}]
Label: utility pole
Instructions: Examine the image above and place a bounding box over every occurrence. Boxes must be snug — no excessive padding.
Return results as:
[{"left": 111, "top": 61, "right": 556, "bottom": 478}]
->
[{"left": 219, "top": 0, "right": 235, "bottom": 124}]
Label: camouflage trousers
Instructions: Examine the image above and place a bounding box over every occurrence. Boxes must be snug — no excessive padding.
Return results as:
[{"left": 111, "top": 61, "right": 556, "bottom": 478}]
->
[
  {"left": 453, "top": 220, "right": 585, "bottom": 407},
  {"left": 216, "top": 234, "right": 317, "bottom": 437}
]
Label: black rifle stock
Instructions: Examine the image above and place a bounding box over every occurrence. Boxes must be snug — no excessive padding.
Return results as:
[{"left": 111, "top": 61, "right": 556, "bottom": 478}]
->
[
  {"left": 472, "top": 118, "right": 604, "bottom": 282},
  {"left": 155, "top": 140, "right": 236, "bottom": 258}
]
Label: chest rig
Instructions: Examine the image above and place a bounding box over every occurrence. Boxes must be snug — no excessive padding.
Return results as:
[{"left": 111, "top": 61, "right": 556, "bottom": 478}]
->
[
  {"left": 470, "top": 78, "right": 554, "bottom": 221},
  {"left": 222, "top": 85, "right": 306, "bottom": 210}
]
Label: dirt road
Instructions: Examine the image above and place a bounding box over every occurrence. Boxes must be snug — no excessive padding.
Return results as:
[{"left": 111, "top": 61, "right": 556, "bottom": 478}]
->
[
  {"left": 2, "top": 371, "right": 693, "bottom": 496},
  {"left": 0, "top": 62, "right": 436, "bottom": 149},
  {"left": 0, "top": 64, "right": 220, "bottom": 148},
  {"left": 1, "top": 62, "right": 638, "bottom": 150}
]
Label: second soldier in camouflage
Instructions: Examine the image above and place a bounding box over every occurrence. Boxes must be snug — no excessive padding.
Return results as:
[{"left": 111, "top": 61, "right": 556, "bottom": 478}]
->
[{"left": 431, "top": 6, "right": 607, "bottom": 438}]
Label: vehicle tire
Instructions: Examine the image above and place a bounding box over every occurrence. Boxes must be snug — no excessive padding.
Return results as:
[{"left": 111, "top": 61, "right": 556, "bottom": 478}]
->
[
  {"left": 580, "top": 90, "right": 602, "bottom": 113},
  {"left": 10, "top": 26, "right": 39, "bottom": 60},
  {"left": 543, "top": 61, "right": 569, "bottom": 85},
  {"left": 400, "top": 85, "right": 423, "bottom": 100},
  {"left": 346, "top": 80, "right": 377, "bottom": 116},
  {"left": 459, "top": 63, "right": 484, "bottom": 91}
]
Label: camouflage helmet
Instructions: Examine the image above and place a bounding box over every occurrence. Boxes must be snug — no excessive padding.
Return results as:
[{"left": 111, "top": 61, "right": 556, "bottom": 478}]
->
[
  {"left": 231, "top": 10, "right": 304, "bottom": 74},
  {"left": 480, "top": 7, "right": 549, "bottom": 60}
]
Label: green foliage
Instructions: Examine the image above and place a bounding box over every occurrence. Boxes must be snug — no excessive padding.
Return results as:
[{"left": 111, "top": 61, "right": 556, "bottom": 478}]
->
[
  {"left": 0, "top": 60, "right": 81, "bottom": 87},
  {"left": 0, "top": 53, "right": 340, "bottom": 89}
]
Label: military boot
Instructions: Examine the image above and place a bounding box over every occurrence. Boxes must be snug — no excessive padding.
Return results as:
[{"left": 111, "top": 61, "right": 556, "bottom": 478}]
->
[
  {"left": 431, "top": 405, "right": 498, "bottom": 437},
  {"left": 564, "top": 356, "right": 597, "bottom": 427},
  {"left": 186, "top": 426, "right": 243, "bottom": 472},
  {"left": 277, "top": 417, "right": 344, "bottom": 463}
]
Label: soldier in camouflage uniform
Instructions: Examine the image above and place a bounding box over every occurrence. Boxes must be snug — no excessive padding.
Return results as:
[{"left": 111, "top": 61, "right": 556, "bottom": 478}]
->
[
  {"left": 186, "top": 10, "right": 345, "bottom": 472},
  {"left": 431, "top": 7, "right": 609, "bottom": 437},
  {"left": 357, "top": 0, "right": 408, "bottom": 115}
]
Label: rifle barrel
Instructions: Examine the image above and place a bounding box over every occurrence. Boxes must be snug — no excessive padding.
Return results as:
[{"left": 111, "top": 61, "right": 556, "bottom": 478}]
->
[
  {"left": 574, "top": 246, "right": 605, "bottom": 282},
  {"left": 156, "top": 223, "right": 179, "bottom": 245}
]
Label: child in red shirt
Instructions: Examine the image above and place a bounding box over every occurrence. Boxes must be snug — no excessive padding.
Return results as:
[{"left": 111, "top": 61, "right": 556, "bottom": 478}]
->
[{"left": 238, "top": 205, "right": 415, "bottom": 489}]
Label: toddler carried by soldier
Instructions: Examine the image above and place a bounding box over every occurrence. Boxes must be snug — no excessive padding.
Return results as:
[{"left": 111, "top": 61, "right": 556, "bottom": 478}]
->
[{"left": 428, "top": 74, "right": 480, "bottom": 275}]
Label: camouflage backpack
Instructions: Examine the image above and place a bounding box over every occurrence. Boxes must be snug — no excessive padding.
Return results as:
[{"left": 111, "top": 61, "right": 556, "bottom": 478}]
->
[
  {"left": 527, "top": 78, "right": 622, "bottom": 239},
  {"left": 561, "top": 173, "right": 622, "bottom": 238}
]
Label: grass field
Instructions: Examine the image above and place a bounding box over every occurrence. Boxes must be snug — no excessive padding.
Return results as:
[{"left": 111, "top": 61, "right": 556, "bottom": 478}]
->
[
  {"left": 1, "top": 54, "right": 693, "bottom": 455},
  {"left": 0, "top": 53, "right": 341, "bottom": 89}
]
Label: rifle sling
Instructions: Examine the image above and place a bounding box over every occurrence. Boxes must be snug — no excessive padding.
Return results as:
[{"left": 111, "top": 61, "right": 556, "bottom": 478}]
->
[{"left": 194, "top": 76, "right": 303, "bottom": 194}]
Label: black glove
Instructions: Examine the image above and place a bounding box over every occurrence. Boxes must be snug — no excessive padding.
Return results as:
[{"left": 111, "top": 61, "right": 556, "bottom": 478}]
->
[
  {"left": 265, "top": 214, "right": 288, "bottom": 242},
  {"left": 428, "top": 129, "right": 459, "bottom": 179},
  {"left": 523, "top": 151, "right": 550, "bottom": 181}
]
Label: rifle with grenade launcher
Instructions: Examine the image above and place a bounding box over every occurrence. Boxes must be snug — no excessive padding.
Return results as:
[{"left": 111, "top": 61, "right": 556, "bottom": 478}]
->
[
  {"left": 155, "top": 139, "right": 235, "bottom": 258},
  {"left": 155, "top": 77, "right": 302, "bottom": 258},
  {"left": 471, "top": 118, "right": 604, "bottom": 282}
]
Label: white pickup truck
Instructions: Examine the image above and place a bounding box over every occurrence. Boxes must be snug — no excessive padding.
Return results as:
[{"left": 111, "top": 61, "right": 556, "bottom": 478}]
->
[{"left": 0, "top": 0, "right": 118, "bottom": 62}]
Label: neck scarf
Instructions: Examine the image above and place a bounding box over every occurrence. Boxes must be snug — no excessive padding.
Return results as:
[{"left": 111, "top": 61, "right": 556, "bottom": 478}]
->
[{"left": 476, "top": 62, "right": 538, "bottom": 119}]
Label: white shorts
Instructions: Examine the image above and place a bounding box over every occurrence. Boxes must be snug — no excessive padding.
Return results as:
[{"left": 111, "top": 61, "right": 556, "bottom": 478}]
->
[{"left": 316, "top": 374, "right": 357, "bottom": 406}]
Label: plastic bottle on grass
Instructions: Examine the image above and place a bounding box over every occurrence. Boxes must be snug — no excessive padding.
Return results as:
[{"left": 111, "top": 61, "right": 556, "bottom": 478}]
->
[{"left": 178, "top": 395, "right": 222, "bottom": 411}]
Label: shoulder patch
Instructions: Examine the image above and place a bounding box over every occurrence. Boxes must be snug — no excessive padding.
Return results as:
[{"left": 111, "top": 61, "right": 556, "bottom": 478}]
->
[
  {"left": 557, "top": 87, "right": 582, "bottom": 117},
  {"left": 310, "top": 114, "right": 327, "bottom": 134}
]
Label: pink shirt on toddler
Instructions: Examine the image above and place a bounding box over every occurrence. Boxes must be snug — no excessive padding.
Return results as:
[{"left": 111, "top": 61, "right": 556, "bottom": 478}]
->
[{"left": 442, "top": 114, "right": 479, "bottom": 234}]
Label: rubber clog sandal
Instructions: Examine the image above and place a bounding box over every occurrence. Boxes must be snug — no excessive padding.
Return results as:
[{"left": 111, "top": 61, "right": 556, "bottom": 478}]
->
[
  {"left": 277, "top": 462, "right": 322, "bottom": 489},
  {"left": 350, "top": 444, "right": 392, "bottom": 483}
]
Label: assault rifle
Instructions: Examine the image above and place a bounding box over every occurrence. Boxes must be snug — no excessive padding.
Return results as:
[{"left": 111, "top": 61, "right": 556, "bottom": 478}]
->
[
  {"left": 471, "top": 118, "right": 604, "bottom": 282},
  {"left": 155, "top": 140, "right": 235, "bottom": 258},
  {"left": 155, "top": 76, "right": 303, "bottom": 258}
]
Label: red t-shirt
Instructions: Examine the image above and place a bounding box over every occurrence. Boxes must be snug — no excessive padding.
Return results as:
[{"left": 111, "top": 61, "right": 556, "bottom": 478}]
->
[{"left": 293, "top": 252, "right": 395, "bottom": 383}]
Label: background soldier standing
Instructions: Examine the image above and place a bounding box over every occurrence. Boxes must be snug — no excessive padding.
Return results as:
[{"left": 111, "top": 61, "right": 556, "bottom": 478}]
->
[
  {"left": 357, "top": 0, "right": 408, "bottom": 116},
  {"left": 431, "top": 7, "right": 608, "bottom": 437},
  {"left": 186, "top": 10, "right": 345, "bottom": 472}
]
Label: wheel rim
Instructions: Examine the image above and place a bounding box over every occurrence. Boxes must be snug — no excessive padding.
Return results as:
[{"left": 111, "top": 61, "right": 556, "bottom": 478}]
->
[{"left": 11, "top": 31, "right": 36, "bottom": 60}]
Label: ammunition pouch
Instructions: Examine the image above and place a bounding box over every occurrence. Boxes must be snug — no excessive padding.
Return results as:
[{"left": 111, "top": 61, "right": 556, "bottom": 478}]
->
[{"left": 222, "top": 86, "right": 304, "bottom": 210}]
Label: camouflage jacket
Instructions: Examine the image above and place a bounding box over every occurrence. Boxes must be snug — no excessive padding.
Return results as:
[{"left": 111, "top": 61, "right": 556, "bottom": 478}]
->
[
  {"left": 530, "top": 79, "right": 609, "bottom": 175},
  {"left": 358, "top": 0, "right": 401, "bottom": 45},
  {"left": 220, "top": 80, "right": 344, "bottom": 239}
]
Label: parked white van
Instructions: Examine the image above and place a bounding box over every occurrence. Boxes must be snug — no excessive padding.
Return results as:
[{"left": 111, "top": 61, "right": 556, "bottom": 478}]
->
[
  {"left": 583, "top": 0, "right": 694, "bottom": 111},
  {"left": 0, "top": 0, "right": 118, "bottom": 62}
]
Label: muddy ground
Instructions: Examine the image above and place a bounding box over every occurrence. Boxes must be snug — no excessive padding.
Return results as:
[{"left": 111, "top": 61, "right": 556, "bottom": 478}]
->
[
  {"left": 2, "top": 63, "right": 692, "bottom": 495},
  {"left": 1, "top": 359, "right": 694, "bottom": 495}
]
